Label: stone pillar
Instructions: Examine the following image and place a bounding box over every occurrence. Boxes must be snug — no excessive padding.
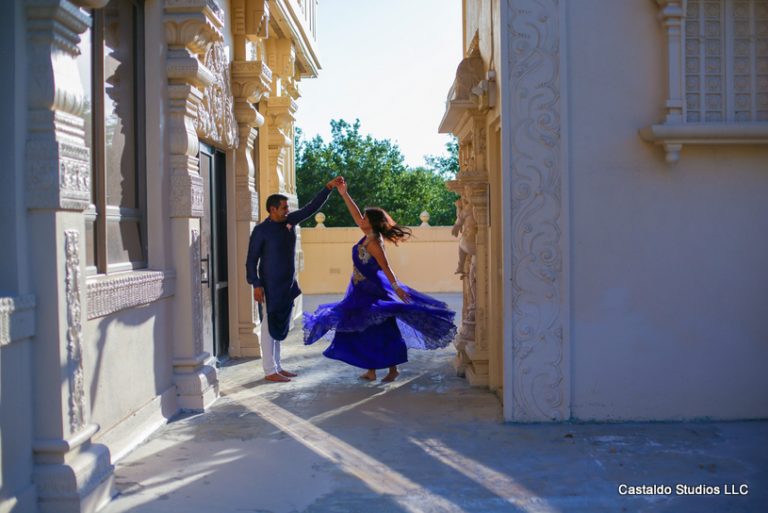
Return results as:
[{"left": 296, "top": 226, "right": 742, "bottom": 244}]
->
[
  {"left": 164, "top": 0, "right": 221, "bottom": 410},
  {"left": 230, "top": 8, "right": 272, "bottom": 356},
  {"left": 259, "top": 36, "right": 303, "bottom": 320},
  {"left": 464, "top": 179, "right": 489, "bottom": 386},
  {"left": 25, "top": 1, "right": 113, "bottom": 511},
  {"left": 447, "top": 110, "right": 491, "bottom": 387},
  {"left": 503, "top": 0, "right": 570, "bottom": 422}
]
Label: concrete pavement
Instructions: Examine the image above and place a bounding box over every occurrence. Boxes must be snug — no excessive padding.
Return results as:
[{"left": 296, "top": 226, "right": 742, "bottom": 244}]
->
[{"left": 100, "top": 294, "right": 768, "bottom": 513}]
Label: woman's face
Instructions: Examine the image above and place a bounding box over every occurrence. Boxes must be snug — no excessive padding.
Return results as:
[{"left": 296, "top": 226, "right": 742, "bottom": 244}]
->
[{"left": 361, "top": 214, "right": 372, "bottom": 232}]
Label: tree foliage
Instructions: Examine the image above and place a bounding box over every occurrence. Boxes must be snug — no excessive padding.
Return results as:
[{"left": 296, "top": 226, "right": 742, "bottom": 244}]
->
[{"left": 296, "top": 119, "right": 459, "bottom": 227}]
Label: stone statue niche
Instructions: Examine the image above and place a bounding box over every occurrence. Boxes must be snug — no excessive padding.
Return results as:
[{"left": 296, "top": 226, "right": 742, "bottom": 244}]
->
[{"left": 450, "top": 193, "right": 478, "bottom": 375}]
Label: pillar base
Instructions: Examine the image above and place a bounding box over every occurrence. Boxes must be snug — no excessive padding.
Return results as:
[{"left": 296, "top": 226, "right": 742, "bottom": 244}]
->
[
  {"left": 33, "top": 437, "right": 114, "bottom": 513},
  {"left": 0, "top": 482, "right": 37, "bottom": 513},
  {"left": 466, "top": 364, "right": 490, "bottom": 387},
  {"left": 453, "top": 349, "right": 470, "bottom": 377},
  {"left": 230, "top": 327, "right": 261, "bottom": 358},
  {"left": 174, "top": 362, "right": 219, "bottom": 411},
  {"left": 465, "top": 345, "right": 489, "bottom": 387}
]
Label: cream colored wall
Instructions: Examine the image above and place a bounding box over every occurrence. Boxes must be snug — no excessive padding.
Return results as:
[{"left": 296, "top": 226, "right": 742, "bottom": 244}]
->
[
  {"left": 298, "top": 226, "right": 462, "bottom": 294},
  {"left": 566, "top": 1, "right": 768, "bottom": 420}
]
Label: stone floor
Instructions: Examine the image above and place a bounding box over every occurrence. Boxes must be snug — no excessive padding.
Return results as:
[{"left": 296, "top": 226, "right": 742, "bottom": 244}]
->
[{"left": 100, "top": 294, "right": 767, "bottom": 513}]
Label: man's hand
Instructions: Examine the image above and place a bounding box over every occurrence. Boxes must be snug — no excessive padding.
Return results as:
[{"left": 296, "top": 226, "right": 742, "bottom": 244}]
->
[
  {"left": 253, "top": 287, "right": 265, "bottom": 303},
  {"left": 326, "top": 176, "right": 344, "bottom": 190}
]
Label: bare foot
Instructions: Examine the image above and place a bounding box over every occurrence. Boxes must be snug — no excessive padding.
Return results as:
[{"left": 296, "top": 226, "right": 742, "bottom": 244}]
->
[
  {"left": 279, "top": 370, "right": 298, "bottom": 377},
  {"left": 359, "top": 369, "right": 376, "bottom": 381},
  {"left": 265, "top": 373, "right": 290, "bottom": 383},
  {"left": 381, "top": 369, "right": 400, "bottom": 382}
]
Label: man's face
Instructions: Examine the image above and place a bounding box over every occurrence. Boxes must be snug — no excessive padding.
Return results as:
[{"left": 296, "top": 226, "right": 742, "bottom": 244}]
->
[{"left": 270, "top": 200, "right": 290, "bottom": 222}]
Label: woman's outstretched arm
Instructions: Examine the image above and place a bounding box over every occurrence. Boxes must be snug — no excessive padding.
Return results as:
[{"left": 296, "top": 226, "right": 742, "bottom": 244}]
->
[{"left": 337, "top": 179, "right": 365, "bottom": 229}]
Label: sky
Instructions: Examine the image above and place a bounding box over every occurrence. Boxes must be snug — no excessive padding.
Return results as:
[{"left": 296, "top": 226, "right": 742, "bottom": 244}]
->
[{"left": 294, "top": 0, "right": 462, "bottom": 168}]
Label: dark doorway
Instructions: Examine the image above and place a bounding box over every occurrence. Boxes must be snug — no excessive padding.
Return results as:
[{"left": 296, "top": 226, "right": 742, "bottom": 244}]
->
[{"left": 199, "top": 142, "right": 230, "bottom": 360}]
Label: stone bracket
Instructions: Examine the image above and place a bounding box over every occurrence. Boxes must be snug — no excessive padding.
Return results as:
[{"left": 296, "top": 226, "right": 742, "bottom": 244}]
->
[{"left": 232, "top": 59, "right": 273, "bottom": 105}]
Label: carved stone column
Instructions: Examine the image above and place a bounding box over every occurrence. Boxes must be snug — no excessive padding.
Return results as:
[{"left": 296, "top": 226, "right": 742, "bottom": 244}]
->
[
  {"left": 230, "top": 56, "right": 271, "bottom": 356},
  {"left": 164, "top": 0, "right": 222, "bottom": 410},
  {"left": 464, "top": 177, "right": 489, "bottom": 386},
  {"left": 25, "top": 1, "right": 113, "bottom": 511},
  {"left": 258, "top": 36, "right": 303, "bottom": 320},
  {"left": 504, "top": 0, "right": 570, "bottom": 421},
  {"left": 447, "top": 108, "right": 491, "bottom": 387}
]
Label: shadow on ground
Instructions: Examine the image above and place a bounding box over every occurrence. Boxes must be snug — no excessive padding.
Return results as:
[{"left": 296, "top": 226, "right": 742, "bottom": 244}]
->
[{"left": 100, "top": 294, "right": 768, "bottom": 513}]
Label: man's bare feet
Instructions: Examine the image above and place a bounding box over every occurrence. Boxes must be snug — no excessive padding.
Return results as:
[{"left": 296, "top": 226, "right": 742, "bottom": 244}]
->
[
  {"left": 279, "top": 369, "right": 297, "bottom": 378},
  {"left": 265, "top": 373, "right": 290, "bottom": 383},
  {"left": 359, "top": 369, "right": 376, "bottom": 381},
  {"left": 381, "top": 367, "right": 399, "bottom": 382}
]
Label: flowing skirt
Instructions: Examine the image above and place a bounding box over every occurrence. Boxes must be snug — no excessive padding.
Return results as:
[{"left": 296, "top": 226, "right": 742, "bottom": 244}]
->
[{"left": 304, "top": 277, "right": 457, "bottom": 369}]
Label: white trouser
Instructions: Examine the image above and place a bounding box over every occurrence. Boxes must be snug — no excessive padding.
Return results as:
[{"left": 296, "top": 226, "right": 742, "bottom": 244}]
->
[{"left": 260, "top": 305, "right": 283, "bottom": 375}]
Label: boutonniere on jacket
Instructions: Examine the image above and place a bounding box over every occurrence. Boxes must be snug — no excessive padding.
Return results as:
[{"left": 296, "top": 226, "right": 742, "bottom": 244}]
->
[{"left": 286, "top": 223, "right": 293, "bottom": 230}]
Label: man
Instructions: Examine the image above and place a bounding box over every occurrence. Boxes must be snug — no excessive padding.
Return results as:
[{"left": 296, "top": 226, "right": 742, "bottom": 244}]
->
[{"left": 246, "top": 177, "right": 342, "bottom": 382}]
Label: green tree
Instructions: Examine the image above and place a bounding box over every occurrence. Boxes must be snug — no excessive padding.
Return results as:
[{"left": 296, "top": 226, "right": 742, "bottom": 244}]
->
[
  {"left": 296, "top": 120, "right": 459, "bottom": 227},
  {"left": 424, "top": 137, "right": 459, "bottom": 178}
]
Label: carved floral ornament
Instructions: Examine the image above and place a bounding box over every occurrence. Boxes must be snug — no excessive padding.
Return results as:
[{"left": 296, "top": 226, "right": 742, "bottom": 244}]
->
[
  {"left": 507, "top": 0, "right": 568, "bottom": 421},
  {"left": 196, "top": 41, "right": 239, "bottom": 148}
]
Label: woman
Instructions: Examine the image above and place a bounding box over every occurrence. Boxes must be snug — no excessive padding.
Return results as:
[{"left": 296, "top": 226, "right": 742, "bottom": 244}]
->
[{"left": 303, "top": 178, "right": 457, "bottom": 382}]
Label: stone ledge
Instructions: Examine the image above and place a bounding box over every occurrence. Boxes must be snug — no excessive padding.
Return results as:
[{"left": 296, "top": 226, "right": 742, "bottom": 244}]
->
[
  {"left": 0, "top": 295, "right": 36, "bottom": 346},
  {"left": 86, "top": 271, "right": 176, "bottom": 320},
  {"left": 639, "top": 122, "right": 768, "bottom": 163}
]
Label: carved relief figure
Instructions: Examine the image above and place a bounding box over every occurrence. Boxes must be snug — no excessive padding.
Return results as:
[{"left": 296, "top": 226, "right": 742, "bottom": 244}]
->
[{"left": 451, "top": 196, "right": 477, "bottom": 276}]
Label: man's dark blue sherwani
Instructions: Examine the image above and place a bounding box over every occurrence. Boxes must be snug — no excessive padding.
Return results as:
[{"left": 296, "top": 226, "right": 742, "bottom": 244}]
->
[{"left": 246, "top": 187, "right": 332, "bottom": 340}]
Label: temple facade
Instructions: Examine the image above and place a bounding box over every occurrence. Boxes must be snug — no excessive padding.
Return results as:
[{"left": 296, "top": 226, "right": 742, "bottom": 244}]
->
[
  {"left": 441, "top": 0, "right": 767, "bottom": 422},
  {"left": 0, "top": 0, "right": 318, "bottom": 511},
  {"left": 2, "top": 0, "right": 767, "bottom": 511}
]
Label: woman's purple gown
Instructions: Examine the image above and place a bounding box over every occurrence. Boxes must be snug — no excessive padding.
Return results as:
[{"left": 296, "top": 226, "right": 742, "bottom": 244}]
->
[{"left": 303, "top": 236, "right": 457, "bottom": 369}]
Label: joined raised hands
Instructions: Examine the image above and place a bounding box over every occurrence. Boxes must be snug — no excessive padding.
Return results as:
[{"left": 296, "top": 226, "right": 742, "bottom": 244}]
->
[
  {"left": 326, "top": 176, "right": 345, "bottom": 190},
  {"left": 336, "top": 176, "right": 348, "bottom": 195}
]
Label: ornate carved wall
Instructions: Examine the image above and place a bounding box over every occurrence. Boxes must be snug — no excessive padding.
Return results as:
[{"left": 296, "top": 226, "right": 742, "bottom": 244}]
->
[{"left": 503, "top": 0, "right": 570, "bottom": 422}]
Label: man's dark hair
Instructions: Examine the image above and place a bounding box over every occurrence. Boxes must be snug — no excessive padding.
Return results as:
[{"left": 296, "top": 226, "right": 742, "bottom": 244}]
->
[{"left": 266, "top": 194, "right": 288, "bottom": 212}]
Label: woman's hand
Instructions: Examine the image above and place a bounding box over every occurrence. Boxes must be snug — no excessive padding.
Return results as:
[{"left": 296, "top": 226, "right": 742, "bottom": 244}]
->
[
  {"left": 326, "top": 176, "right": 345, "bottom": 190},
  {"left": 337, "top": 178, "right": 348, "bottom": 195},
  {"left": 395, "top": 286, "right": 410, "bottom": 303}
]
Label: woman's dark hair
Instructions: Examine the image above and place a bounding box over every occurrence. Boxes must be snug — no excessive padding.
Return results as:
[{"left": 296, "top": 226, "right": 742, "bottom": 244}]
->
[{"left": 364, "top": 207, "right": 412, "bottom": 245}]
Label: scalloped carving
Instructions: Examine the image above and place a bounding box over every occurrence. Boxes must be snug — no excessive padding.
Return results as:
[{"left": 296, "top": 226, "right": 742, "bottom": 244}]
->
[
  {"left": 86, "top": 271, "right": 176, "bottom": 320},
  {"left": 507, "top": 0, "right": 568, "bottom": 422}
]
